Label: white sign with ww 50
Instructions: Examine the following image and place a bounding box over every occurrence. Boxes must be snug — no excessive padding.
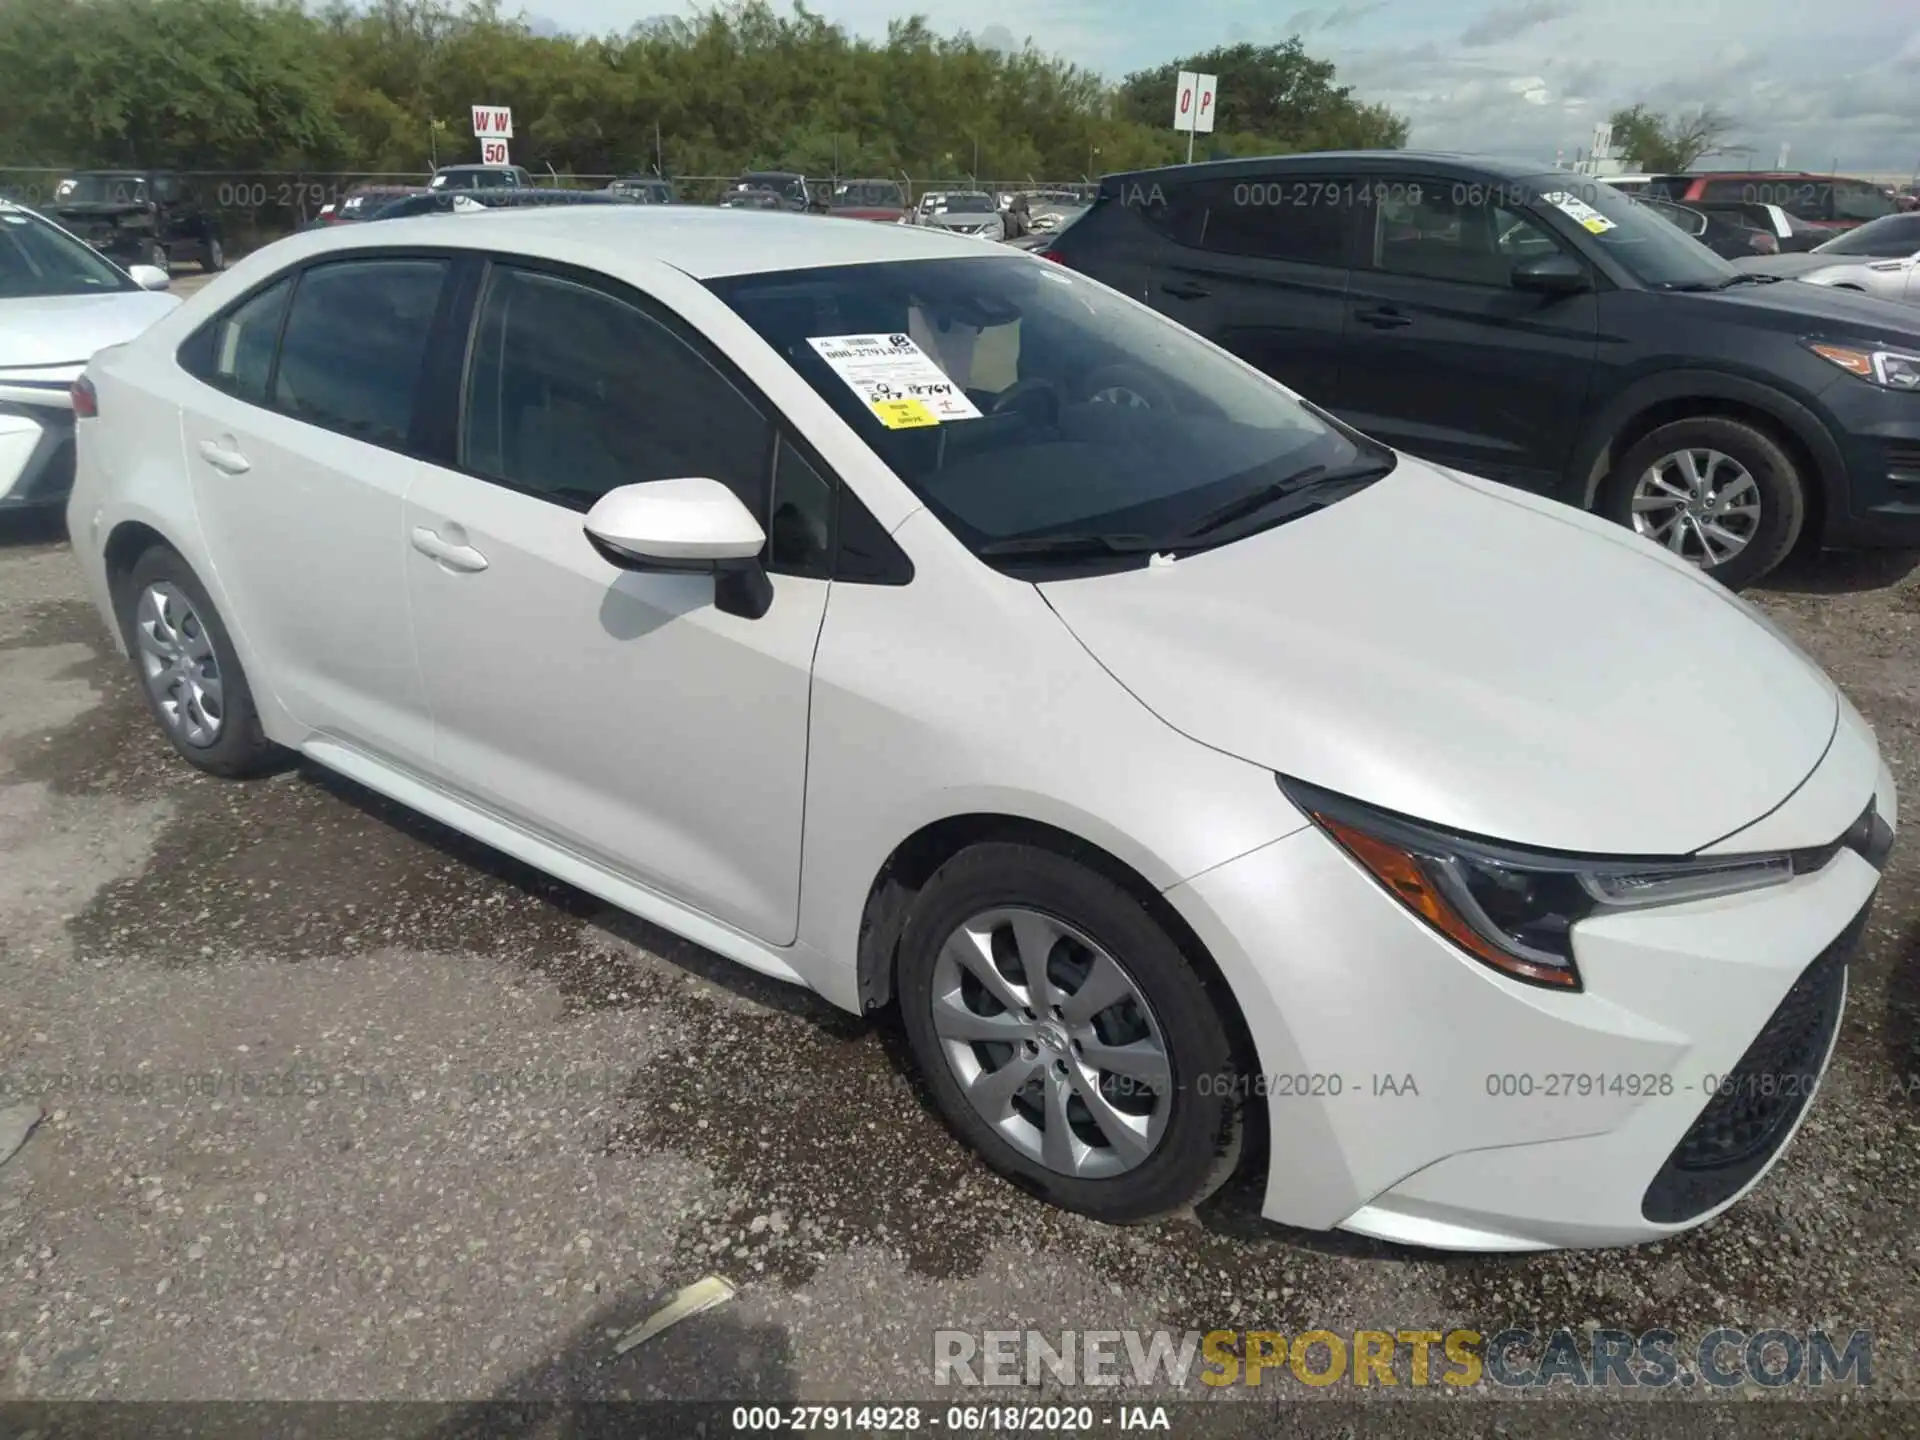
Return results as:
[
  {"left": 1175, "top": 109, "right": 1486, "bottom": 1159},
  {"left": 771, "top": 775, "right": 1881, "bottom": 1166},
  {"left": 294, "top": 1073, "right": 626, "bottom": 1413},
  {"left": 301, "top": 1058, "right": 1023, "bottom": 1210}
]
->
[{"left": 472, "top": 105, "right": 513, "bottom": 138}]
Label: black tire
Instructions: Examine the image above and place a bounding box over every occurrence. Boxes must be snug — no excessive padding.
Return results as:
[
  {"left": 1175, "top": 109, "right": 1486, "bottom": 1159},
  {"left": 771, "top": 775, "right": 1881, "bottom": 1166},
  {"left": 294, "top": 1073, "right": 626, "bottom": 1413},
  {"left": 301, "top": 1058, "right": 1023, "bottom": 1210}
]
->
[
  {"left": 202, "top": 235, "right": 225, "bottom": 271},
  {"left": 896, "top": 842, "right": 1242, "bottom": 1223},
  {"left": 145, "top": 240, "right": 169, "bottom": 274},
  {"left": 1597, "top": 415, "right": 1805, "bottom": 590},
  {"left": 116, "top": 546, "right": 283, "bottom": 778}
]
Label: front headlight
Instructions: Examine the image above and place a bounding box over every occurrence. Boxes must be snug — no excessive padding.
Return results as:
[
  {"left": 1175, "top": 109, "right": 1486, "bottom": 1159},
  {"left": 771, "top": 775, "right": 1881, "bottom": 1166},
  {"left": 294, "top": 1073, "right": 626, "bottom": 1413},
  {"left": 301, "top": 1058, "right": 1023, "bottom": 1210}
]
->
[
  {"left": 1808, "top": 340, "right": 1920, "bottom": 392},
  {"left": 1280, "top": 778, "right": 1806, "bottom": 990}
]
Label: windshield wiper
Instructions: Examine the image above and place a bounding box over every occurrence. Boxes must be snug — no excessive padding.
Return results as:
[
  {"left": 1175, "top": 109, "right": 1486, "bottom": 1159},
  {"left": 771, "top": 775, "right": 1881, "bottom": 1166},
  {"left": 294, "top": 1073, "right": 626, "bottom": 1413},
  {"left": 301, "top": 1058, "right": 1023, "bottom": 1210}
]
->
[
  {"left": 977, "top": 531, "right": 1164, "bottom": 560},
  {"left": 1173, "top": 458, "right": 1397, "bottom": 542}
]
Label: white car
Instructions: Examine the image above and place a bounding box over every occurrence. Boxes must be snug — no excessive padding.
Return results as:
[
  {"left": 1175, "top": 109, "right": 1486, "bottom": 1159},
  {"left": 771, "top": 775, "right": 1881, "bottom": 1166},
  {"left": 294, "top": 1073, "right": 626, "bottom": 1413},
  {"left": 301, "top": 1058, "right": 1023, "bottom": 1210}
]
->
[
  {"left": 69, "top": 209, "right": 1895, "bottom": 1251},
  {"left": 0, "top": 200, "right": 175, "bottom": 512},
  {"left": 1733, "top": 212, "right": 1920, "bottom": 305}
]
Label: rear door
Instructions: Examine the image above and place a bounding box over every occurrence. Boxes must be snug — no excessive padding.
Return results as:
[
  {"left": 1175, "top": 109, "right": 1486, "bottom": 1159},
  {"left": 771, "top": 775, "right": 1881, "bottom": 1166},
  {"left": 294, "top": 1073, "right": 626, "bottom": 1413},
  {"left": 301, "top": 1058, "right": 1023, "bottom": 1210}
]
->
[
  {"left": 1137, "top": 170, "right": 1363, "bottom": 403},
  {"left": 177, "top": 254, "right": 452, "bottom": 769},
  {"left": 1333, "top": 177, "right": 1599, "bottom": 493}
]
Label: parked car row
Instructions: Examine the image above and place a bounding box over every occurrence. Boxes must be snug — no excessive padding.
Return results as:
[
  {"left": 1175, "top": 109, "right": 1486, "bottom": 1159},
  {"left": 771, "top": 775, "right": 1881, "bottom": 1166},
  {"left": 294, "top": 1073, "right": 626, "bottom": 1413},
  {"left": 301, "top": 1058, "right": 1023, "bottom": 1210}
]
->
[
  {"left": 53, "top": 201, "right": 1899, "bottom": 1254},
  {"left": 1038, "top": 150, "right": 1920, "bottom": 590}
]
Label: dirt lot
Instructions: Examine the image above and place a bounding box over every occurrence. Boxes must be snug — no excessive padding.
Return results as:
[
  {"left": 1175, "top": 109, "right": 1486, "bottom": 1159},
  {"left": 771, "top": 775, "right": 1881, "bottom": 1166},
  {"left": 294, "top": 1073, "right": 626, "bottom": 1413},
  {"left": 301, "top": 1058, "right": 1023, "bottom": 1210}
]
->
[{"left": 1, "top": 504, "right": 1917, "bottom": 1432}]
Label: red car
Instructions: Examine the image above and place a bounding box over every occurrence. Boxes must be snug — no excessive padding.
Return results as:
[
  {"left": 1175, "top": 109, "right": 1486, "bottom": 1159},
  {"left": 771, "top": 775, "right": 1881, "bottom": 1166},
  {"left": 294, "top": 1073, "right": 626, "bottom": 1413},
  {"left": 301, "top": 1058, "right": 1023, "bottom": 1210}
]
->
[
  {"left": 826, "top": 178, "right": 907, "bottom": 223},
  {"left": 1659, "top": 172, "right": 1899, "bottom": 234}
]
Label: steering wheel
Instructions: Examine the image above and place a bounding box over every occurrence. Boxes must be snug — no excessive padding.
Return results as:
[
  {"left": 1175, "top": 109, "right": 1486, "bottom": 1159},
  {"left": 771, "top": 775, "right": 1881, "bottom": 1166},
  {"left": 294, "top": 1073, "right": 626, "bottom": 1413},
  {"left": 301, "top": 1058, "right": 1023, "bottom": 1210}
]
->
[
  {"left": 987, "top": 376, "right": 1064, "bottom": 426},
  {"left": 1081, "top": 365, "right": 1174, "bottom": 411}
]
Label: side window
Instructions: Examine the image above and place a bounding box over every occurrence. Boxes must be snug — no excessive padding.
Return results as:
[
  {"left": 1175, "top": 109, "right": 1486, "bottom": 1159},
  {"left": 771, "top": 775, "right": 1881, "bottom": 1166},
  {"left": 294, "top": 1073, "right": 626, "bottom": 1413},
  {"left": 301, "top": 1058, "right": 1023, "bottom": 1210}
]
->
[
  {"left": 1699, "top": 180, "right": 1748, "bottom": 203},
  {"left": 179, "top": 276, "right": 292, "bottom": 404},
  {"left": 1188, "top": 177, "right": 1354, "bottom": 266},
  {"left": 768, "top": 437, "right": 834, "bottom": 578},
  {"left": 152, "top": 175, "right": 177, "bottom": 204},
  {"left": 272, "top": 258, "right": 448, "bottom": 449},
  {"left": 1372, "top": 189, "right": 1558, "bottom": 285},
  {"left": 461, "top": 264, "right": 772, "bottom": 515}
]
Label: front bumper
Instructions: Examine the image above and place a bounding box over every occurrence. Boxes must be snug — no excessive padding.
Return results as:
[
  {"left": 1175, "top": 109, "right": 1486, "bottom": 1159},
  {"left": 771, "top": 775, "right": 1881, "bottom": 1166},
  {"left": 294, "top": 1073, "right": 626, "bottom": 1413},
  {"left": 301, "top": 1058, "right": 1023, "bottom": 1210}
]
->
[
  {"left": 1166, "top": 749, "right": 1894, "bottom": 1252},
  {"left": 1817, "top": 375, "right": 1920, "bottom": 549},
  {"left": 0, "top": 401, "right": 76, "bottom": 509}
]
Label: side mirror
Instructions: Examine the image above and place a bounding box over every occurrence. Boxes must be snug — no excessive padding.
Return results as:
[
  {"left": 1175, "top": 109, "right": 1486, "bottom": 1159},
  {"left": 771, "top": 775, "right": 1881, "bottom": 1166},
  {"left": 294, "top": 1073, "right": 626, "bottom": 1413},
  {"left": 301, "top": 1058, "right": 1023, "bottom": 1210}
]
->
[
  {"left": 585, "top": 477, "right": 765, "bottom": 569},
  {"left": 1511, "top": 251, "right": 1591, "bottom": 294},
  {"left": 128, "top": 264, "right": 171, "bottom": 291}
]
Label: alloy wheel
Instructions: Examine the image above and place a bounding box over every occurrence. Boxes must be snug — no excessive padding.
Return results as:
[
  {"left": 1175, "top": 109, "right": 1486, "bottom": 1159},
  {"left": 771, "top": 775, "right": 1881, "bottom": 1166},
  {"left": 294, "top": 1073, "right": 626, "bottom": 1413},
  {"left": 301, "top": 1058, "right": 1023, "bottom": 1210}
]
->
[
  {"left": 133, "top": 582, "right": 224, "bottom": 747},
  {"left": 929, "top": 906, "right": 1173, "bottom": 1179},
  {"left": 1630, "top": 448, "right": 1762, "bottom": 568}
]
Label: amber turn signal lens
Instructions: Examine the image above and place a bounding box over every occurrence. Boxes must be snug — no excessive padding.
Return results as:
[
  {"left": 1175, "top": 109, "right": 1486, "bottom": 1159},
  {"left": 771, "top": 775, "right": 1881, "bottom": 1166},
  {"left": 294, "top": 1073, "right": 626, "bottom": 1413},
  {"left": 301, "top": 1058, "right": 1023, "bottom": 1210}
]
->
[{"left": 1316, "top": 815, "right": 1580, "bottom": 988}]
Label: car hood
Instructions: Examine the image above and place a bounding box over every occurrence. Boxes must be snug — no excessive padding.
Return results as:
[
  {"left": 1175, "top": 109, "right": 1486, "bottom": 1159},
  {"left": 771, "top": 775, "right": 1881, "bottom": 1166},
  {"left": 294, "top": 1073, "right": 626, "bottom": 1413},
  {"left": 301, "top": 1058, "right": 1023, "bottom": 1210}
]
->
[
  {"left": 1039, "top": 457, "right": 1838, "bottom": 856},
  {"left": 928, "top": 212, "right": 999, "bottom": 229},
  {"left": 1697, "top": 273, "right": 1916, "bottom": 331},
  {"left": 53, "top": 202, "right": 149, "bottom": 220},
  {"left": 0, "top": 290, "right": 180, "bottom": 369},
  {"left": 1734, "top": 252, "right": 1875, "bottom": 278}
]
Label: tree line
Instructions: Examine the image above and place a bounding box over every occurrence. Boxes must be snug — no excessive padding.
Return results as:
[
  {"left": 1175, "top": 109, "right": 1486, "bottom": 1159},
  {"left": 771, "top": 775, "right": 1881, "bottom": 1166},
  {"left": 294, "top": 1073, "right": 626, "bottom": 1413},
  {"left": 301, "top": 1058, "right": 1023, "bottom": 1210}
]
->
[{"left": 0, "top": 0, "right": 1409, "bottom": 182}]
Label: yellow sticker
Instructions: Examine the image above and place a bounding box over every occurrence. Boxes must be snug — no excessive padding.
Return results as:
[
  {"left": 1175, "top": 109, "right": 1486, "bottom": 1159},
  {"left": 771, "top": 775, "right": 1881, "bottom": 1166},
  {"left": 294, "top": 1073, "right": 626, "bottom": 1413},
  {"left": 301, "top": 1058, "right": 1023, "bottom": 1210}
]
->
[
  {"left": 872, "top": 398, "right": 938, "bottom": 429},
  {"left": 1582, "top": 216, "right": 1612, "bottom": 234}
]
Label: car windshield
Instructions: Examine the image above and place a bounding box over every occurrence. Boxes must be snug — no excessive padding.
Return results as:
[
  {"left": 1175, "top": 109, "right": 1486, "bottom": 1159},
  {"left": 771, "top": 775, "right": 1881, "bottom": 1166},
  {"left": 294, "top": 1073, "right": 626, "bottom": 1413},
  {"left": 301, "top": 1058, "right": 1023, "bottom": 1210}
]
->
[
  {"left": 1831, "top": 182, "right": 1897, "bottom": 223},
  {"left": 0, "top": 208, "right": 136, "bottom": 297},
  {"left": 941, "top": 194, "right": 994, "bottom": 214},
  {"left": 1528, "top": 177, "right": 1735, "bottom": 288},
  {"left": 835, "top": 183, "right": 901, "bottom": 207},
  {"left": 707, "top": 255, "right": 1382, "bottom": 561},
  {"left": 1815, "top": 214, "right": 1920, "bottom": 256},
  {"left": 54, "top": 174, "right": 147, "bottom": 205}
]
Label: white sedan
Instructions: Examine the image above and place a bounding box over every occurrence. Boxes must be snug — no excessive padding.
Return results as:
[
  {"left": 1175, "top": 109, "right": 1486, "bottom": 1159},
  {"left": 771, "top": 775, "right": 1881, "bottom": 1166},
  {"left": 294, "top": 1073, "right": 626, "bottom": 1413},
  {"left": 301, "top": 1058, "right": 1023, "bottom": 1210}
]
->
[
  {"left": 0, "top": 200, "right": 175, "bottom": 512},
  {"left": 1733, "top": 211, "right": 1920, "bottom": 304},
  {"left": 68, "top": 208, "right": 1894, "bottom": 1250}
]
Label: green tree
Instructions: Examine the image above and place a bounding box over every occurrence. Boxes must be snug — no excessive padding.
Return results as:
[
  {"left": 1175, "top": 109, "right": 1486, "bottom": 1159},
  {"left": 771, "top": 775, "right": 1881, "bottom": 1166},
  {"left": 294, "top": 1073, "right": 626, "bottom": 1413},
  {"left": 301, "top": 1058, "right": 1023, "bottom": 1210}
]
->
[
  {"left": 1607, "top": 103, "right": 1739, "bottom": 172},
  {"left": 1116, "top": 40, "right": 1409, "bottom": 154}
]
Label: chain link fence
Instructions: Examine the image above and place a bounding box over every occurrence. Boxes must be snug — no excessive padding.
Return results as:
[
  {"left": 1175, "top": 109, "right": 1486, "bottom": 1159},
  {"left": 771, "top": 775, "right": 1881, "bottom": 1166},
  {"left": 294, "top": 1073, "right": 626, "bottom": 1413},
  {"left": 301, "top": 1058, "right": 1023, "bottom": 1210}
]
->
[{"left": 0, "top": 165, "right": 1098, "bottom": 263}]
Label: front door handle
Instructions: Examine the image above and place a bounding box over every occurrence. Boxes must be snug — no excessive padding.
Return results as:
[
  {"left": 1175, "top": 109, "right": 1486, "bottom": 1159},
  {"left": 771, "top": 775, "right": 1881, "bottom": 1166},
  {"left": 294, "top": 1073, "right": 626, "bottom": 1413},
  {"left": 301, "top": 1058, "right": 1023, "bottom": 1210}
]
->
[
  {"left": 1354, "top": 306, "right": 1412, "bottom": 329},
  {"left": 1161, "top": 280, "right": 1211, "bottom": 300},
  {"left": 410, "top": 526, "right": 489, "bottom": 573},
  {"left": 196, "top": 437, "right": 250, "bottom": 473}
]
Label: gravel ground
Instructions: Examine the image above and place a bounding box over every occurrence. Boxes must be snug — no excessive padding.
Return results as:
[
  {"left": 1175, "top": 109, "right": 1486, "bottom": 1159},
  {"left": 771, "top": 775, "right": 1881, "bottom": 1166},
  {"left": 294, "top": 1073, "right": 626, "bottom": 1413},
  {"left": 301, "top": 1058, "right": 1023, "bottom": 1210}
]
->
[{"left": 0, "top": 508, "right": 1916, "bottom": 1433}]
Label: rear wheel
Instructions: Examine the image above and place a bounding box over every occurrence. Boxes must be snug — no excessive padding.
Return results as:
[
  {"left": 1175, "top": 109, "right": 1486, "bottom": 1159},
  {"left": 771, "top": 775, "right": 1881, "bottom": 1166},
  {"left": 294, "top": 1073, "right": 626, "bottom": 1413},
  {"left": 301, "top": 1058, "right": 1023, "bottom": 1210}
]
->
[
  {"left": 1598, "top": 416, "right": 1805, "bottom": 590},
  {"left": 116, "top": 547, "right": 282, "bottom": 777},
  {"left": 145, "top": 240, "right": 169, "bottom": 274},
  {"left": 896, "top": 842, "right": 1242, "bottom": 1223},
  {"left": 202, "top": 235, "right": 225, "bottom": 271}
]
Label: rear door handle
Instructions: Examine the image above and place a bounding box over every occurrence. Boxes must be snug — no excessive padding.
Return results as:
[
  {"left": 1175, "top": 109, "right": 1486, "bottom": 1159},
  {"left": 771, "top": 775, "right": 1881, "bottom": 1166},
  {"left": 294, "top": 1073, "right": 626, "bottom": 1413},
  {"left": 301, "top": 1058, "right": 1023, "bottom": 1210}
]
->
[
  {"left": 1354, "top": 306, "right": 1412, "bottom": 329},
  {"left": 1161, "top": 280, "right": 1211, "bottom": 300},
  {"left": 410, "top": 526, "right": 489, "bottom": 573},
  {"left": 196, "top": 437, "right": 250, "bottom": 474}
]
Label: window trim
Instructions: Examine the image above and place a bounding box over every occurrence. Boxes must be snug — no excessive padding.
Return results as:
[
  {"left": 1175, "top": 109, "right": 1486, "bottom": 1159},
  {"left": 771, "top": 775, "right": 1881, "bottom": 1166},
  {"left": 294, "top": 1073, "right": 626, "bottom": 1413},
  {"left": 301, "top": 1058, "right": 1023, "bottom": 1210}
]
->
[{"left": 1178, "top": 172, "right": 1367, "bottom": 268}]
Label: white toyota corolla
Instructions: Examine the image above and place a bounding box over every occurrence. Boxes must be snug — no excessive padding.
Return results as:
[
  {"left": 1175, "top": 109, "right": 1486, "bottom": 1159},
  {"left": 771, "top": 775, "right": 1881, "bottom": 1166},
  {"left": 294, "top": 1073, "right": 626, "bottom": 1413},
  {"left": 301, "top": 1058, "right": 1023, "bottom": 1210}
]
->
[
  {"left": 68, "top": 208, "right": 1895, "bottom": 1250},
  {"left": 1, "top": 199, "right": 176, "bottom": 513}
]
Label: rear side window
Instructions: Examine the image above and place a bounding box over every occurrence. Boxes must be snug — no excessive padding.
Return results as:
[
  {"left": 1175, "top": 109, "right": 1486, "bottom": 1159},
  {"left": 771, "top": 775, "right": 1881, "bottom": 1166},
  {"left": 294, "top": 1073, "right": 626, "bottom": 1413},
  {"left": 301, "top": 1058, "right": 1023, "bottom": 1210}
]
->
[
  {"left": 179, "top": 276, "right": 292, "bottom": 403},
  {"left": 460, "top": 264, "right": 771, "bottom": 516},
  {"left": 272, "top": 258, "right": 449, "bottom": 449},
  {"left": 1177, "top": 178, "right": 1355, "bottom": 266}
]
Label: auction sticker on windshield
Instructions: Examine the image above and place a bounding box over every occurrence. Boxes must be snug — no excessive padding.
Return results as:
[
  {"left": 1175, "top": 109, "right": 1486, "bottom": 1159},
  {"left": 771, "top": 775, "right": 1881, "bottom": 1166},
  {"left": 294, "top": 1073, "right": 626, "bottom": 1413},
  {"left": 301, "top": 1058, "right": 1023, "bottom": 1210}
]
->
[
  {"left": 807, "top": 333, "right": 984, "bottom": 429},
  {"left": 1542, "top": 191, "right": 1616, "bottom": 234}
]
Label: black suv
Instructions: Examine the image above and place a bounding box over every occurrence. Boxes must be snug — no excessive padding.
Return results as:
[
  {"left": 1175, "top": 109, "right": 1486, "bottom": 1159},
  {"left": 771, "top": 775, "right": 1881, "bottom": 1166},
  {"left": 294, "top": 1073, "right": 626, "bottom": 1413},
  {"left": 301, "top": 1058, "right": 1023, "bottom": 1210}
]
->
[
  {"left": 50, "top": 170, "right": 224, "bottom": 274},
  {"left": 1046, "top": 152, "right": 1920, "bottom": 588}
]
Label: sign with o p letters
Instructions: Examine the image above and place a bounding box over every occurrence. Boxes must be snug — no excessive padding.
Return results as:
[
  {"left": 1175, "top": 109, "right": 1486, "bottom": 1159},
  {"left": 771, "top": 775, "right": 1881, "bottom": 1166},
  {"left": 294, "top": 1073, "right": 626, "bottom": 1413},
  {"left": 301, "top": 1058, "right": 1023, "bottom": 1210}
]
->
[
  {"left": 480, "top": 138, "right": 510, "bottom": 166},
  {"left": 471, "top": 105, "right": 513, "bottom": 138},
  {"left": 1174, "top": 72, "right": 1218, "bottom": 133}
]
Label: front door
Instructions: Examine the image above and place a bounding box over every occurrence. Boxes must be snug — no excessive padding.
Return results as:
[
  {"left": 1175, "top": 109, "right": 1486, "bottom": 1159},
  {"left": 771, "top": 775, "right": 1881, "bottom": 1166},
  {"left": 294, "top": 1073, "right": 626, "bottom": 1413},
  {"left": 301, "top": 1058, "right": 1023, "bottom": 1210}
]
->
[
  {"left": 402, "top": 261, "right": 827, "bottom": 945},
  {"left": 1333, "top": 179, "right": 1600, "bottom": 495},
  {"left": 178, "top": 255, "right": 451, "bottom": 769}
]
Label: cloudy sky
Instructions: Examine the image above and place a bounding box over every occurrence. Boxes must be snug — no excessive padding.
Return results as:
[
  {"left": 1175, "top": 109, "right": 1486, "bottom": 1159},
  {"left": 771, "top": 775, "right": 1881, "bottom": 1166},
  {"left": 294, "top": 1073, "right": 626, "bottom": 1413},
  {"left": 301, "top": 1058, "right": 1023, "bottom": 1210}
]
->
[{"left": 526, "top": 0, "right": 1920, "bottom": 175}]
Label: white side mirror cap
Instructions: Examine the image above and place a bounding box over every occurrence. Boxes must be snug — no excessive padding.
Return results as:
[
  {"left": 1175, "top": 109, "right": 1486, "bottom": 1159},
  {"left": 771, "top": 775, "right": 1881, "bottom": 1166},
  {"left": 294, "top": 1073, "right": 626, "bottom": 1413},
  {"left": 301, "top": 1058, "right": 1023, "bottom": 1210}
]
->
[
  {"left": 584, "top": 477, "right": 765, "bottom": 568},
  {"left": 128, "top": 264, "right": 171, "bottom": 291}
]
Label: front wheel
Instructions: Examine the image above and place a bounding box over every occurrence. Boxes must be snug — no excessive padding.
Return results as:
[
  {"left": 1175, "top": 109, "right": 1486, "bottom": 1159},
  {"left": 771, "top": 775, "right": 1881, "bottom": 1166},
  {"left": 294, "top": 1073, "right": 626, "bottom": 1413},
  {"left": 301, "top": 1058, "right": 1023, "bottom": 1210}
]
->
[
  {"left": 1597, "top": 416, "right": 1805, "bottom": 590},
  {"left": 145, "top": 240, "right": 169, "bottom": 274},
  {"left": 896, "top": 843, "right": 1242, "bottom": 1223},
  {"left": 202, "top": 235, "right": 225, "bottom": 271}
]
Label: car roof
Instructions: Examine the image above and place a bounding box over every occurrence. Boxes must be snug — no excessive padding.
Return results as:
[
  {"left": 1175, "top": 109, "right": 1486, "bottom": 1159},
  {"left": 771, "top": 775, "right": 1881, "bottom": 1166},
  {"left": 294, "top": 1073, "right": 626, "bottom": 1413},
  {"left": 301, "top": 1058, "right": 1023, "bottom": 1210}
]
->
[
  {"left": 1105, "top": 151, "right": 1567, "bottom": 184},
  {"left": 293, "top": 205, "right": 999, "bottom": 278}
]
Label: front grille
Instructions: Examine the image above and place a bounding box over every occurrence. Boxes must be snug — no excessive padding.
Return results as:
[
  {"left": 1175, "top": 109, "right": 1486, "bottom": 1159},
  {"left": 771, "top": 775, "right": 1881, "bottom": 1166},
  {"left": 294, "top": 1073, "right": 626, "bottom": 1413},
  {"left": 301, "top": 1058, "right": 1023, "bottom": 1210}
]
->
[{"left": 1641, "top": 901, "right": 1868, "bottom": 1225}]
